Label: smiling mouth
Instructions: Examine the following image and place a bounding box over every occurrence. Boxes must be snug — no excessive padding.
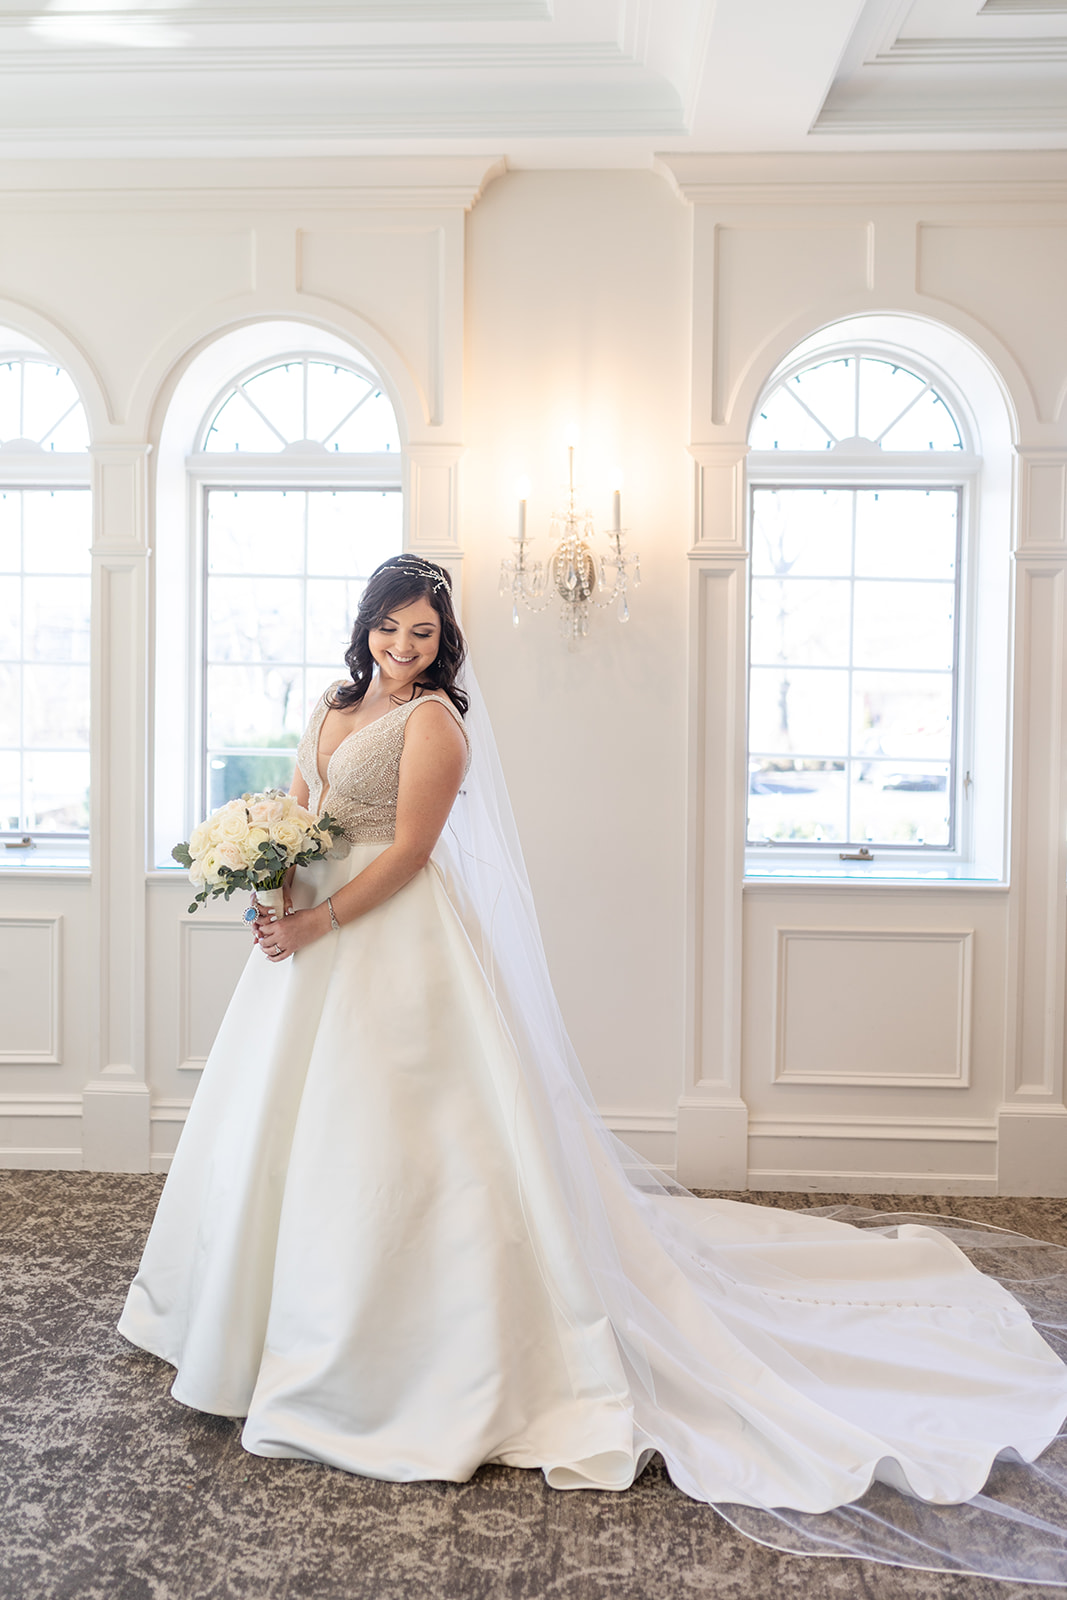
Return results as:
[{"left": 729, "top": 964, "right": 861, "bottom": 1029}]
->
[{"left": 387, "top": 651, "right": 417, "bottom": 664}]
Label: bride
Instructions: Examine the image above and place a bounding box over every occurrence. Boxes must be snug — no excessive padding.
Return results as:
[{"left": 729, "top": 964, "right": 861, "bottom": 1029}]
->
[{"left": 120, "top": 554, "right": 1067, "bottom": 1582}]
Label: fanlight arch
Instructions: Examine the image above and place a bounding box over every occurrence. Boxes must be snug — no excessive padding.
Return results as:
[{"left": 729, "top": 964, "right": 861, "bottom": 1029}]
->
[
  {"left": 200, "top": 355, "right": 400, "bottom": 456},
  {"left": 750, "top": 352, "right": 964, "bottom": 455}
]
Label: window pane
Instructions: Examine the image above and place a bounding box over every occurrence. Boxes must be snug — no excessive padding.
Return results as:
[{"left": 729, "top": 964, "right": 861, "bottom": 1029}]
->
[
  {"left": 853, "top": 581, "right": 955, "bottom": 672},
  {"left": 208, "top": 751, "right": 295, "bottom": 810},
  {"left": 0, "top": 361, "right": 19, "bottom": 441},
  {"left": 306, "top": 579, "right": 365, "bottom": 666},
  {"left": 207, "top": 577, "right": 304, "bottom": 664},
  {"left": 206, "top": 664, "right": 304, "bottom": 748},
  {"left": 751, "top": 489, "right": 852, "bottom": 578},
  {"left": 851, "top": 761, "right": 952, "bottom": 847},
  {"left": 881, "top": 389, "right": 962, "bottom": 451},
  {"left": 750, "top": 666, "right": 850, "bottom": 756},
  {"left": 857, "top": 360, "right": 926, "bottom": 443},
  {"left": 0, "top": 664, "right": 19, "bottom": 744},
  {"left": 852, "top": 671, "right": 953, "bottom": 760},
  {"left": 204, "top": 390, "right": 287, "bottom": 454},
  {"left": 307, "top": 364, "right": 371, "bottom": 444},
  {"left": 23, "top": 364, "right": 79, "bottom": 445},
  {"left": 25, "top": 751, "right": 89, "bottom": 831},
  {"left": 23, "top": 576, "right": 90, "bottom": 662},
  {"left": 749, "top": 387, "right": 834, "bottom": 452},
  {"left": 788, "top": 358, "right": 856, "bottom": 442},
  {"left": 24, "top": 664, "right": 90, "bottom": 748},
  {"left": 747, "top": 759, "right": 846, "bottom": 843},
  {"left": 0, "top": 750, "right": 19, "bottom": 829},
  {"left": 207, "top": 490, "right": 304, "bottom": 575},
  {"left": 750, "top": 578, "right": 850, "bottom": 667},
  {"left": 0, "top": 491, "right": 19, "bottom": 570},
  {"left": 328, "top": 391, "right": 401, "bottom": 453},
  {"left": 0, "top": 576, "right": 19, "bottom": 657},
  {"left": 855, "top": 490, "right": 957, "bottom": 580},
  {"left": 240, "top": 364, "right": 304, "bottom": 444},
  {"left": 23, "top": 489, "right": 92, "bottom": 574},
  {"left": 307, "top": 490, "right": 402, "bottom": 576},
  {"left": 306, "top": 665, "right": 343, "bottom": 720}
]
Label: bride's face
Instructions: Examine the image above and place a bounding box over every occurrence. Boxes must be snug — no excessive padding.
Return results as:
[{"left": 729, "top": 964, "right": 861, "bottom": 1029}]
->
[{"left": 367, "top": 596, "right": 441, "bottom": 693}]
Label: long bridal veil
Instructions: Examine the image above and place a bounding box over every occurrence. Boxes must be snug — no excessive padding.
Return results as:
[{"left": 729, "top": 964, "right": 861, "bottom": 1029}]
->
[{"left": 433, "top": 663, "right": 1067, "bottom": 1585}]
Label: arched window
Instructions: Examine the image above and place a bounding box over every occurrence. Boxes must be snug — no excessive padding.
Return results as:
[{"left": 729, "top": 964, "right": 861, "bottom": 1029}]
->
[
  {"left": 186, "top": 347, "right": 403, "bottom": 816},
  {"left": 744, "top": 325, "right": 1007, "bottom": 877},
  {"left": 0, "top": 330, "right": 91, "bottom": 854}
]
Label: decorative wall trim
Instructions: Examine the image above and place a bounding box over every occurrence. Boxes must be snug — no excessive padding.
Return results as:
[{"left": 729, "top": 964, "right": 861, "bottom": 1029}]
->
[
  {"left": 0, "top": 915, "right": 62, "bottom": 1064},
  {"left": 773, "top": 927, "right": 974, "bottom": 1089},
  {"left": 178, "top": 919, "right": 247, "bottom": 1073}
]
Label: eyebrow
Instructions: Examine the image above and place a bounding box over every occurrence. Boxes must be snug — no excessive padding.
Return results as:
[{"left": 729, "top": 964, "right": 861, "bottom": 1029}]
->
[{"left": 380, "top": 613, "right": 438, "bottom": 628}]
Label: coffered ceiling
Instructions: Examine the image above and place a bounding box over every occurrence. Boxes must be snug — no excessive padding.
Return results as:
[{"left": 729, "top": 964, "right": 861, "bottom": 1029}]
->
[{"left": 0, "top": 0, "right": 1064, "bottom": 160}]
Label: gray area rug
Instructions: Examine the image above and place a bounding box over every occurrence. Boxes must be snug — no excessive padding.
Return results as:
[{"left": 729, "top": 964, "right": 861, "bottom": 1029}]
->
[{"left": 2, "top": 1171, "right": 1066, "bottom": 1600}]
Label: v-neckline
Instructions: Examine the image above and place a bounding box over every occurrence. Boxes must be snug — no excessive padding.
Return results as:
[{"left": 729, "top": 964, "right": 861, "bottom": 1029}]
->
[{"left": 313, "top": 690, "right": 423, "bottom": 793}]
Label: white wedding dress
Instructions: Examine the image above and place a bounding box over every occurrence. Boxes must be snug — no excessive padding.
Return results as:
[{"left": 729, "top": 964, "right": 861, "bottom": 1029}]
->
[{"left": 120, "top": 682, "right": 1067, "bottom": 1581}]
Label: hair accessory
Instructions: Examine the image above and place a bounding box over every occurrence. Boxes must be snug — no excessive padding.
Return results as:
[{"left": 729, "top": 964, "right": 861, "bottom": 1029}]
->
[{"left": 394, "top": 555, "right": 450, "bottom": 592}]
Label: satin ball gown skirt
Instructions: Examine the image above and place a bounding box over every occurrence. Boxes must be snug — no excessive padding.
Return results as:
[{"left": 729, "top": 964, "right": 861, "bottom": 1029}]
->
[{"left": 119, "top": 843, "right": 1067, "bottom": 1517}]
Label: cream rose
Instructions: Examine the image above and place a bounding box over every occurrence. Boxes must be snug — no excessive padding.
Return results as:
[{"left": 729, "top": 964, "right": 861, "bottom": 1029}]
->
[
  {"left": 249, "top": 798, "right": 285, "bottom": 830},
  {"left": 189, "top": 821, "right": 212, "bottom": 857},
  {"left": 216, "top": 806, "right": 251, "bottom": 844},
  {"left": 199, "top": 847, "right": 223, "bottom": 886},
  {"left": 273, "top": 818, "right": 304, "bottom": 853},
  {"left": 216, "top": 840, "right": 248, "bottom": 874}
]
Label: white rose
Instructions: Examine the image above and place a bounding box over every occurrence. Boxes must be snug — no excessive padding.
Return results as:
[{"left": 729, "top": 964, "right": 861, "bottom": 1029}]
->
[
  {"left": 188, "top": 821, "right": 212, "bottom": 857},
  {"left": 273, "top": 818, "right": 304, "bottom": 853},
  {"left": 246, "top": 826, "right": 269, "bottom": 853},
  {"left": 217, "top": 807, "right": 251, "bottom": 844},
  {"left": 199, "top": 847, "right": 223, "bottom": 885}
]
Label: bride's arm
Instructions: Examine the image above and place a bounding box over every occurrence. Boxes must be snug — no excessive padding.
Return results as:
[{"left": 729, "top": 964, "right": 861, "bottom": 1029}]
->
[{"left": 258, "top": 702, "right": 467, "bottom": 959}]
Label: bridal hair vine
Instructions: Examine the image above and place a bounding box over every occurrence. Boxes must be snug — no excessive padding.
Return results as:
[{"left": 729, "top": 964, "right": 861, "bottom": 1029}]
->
[{"left": 395, "top": 555, "right": 450, "bottom": 592}]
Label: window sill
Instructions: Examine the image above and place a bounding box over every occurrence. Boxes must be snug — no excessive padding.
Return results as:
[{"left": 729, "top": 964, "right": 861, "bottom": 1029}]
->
[
  {"left": 744, "top": 858, "right": 1007, "bottom": 888},
  {"left": 0, "top": 842, "right": 91, "bottom": 876}
]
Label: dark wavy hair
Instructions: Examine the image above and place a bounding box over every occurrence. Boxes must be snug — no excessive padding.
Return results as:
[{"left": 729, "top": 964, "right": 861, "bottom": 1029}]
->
[{"left": 328, "top": 555, "right": 468, "bottom": 717}]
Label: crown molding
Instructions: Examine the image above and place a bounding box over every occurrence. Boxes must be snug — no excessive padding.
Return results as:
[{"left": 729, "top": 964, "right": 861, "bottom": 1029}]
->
[
  {"left": 870, "top": 35, "right": 1067, "bottom": 64},
  {"left": 0, "top": 154, "right": 508, "bottom": 210},
  {"left": 0, "top": 0, "right": 549, "bottom": 18},
  {"left": 813, "top": 107, "right": 1067, "bottom": 135},
  {"left": 0, "top": 104, "right": 686, "bottom": 146},
  {"left": 655, "top": 151, "right": 1067, "bottom": 204},
  {"left": 0, "top": 41, "right": 628, "bottom": 73}
]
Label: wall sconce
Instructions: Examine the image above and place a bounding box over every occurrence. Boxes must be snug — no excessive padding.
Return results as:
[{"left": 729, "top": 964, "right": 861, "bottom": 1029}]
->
[{"left": 499, "top": 444, "right": 640, "bottom": 642}]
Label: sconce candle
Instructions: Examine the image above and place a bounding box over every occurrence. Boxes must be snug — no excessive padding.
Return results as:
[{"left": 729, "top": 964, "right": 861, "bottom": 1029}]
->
[{"left": 500, "top": 446, "right": 639, "bottom": 642}]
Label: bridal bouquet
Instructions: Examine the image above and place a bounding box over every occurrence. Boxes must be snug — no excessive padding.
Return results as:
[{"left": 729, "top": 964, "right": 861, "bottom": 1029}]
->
[{"left": 173, "top": 790, "right": 346, "bottom": 917}]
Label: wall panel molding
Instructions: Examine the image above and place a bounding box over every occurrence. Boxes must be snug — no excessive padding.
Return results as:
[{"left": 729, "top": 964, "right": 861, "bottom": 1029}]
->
[
  {"left": 178, "top": 918, "right": 249, "bottom": 1072},
  {"left": 0, "top": 916, "right": 62, "bottom": 1064},
  {"left": 773, "top": 926, "right": 974, "bottom": 1089}
]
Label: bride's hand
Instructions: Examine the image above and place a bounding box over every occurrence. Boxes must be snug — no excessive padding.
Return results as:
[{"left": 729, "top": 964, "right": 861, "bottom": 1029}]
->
[{"left": 255, "top": 904, "right": 329, "bottom": 962}]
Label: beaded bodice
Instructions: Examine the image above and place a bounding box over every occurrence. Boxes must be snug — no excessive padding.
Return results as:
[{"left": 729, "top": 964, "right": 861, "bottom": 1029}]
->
[{"left": 296, "top": 682, "right": 470, "bottom": 844}]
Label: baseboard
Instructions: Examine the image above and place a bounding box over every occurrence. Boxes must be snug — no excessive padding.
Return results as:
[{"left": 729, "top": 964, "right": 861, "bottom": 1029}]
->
[{"left": 746, "top": 1168, "right": 999, "bottom": 1196}]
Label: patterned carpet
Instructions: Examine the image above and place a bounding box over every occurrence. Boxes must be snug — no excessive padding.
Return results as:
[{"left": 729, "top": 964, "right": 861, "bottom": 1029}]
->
[{"left": 2, "top": 1171, "right": 1067, "bottom": 1600}]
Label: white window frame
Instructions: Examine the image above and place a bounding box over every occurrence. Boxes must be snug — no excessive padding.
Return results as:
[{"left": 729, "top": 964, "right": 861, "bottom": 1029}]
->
[
  {"left": 744, "top": 341, "right": 992, "bottom": 883},
  {"left": 0, "top": 345, "right": 92, "bottom": 868},
  {"left": 184, "top": 351, "right": 403, "bottom": 839}
]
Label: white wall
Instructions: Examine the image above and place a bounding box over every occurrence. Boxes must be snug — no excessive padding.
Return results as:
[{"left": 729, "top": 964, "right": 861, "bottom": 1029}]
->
[{"left": 2, "top": 152, "right": 1066, "bottom": 1193}]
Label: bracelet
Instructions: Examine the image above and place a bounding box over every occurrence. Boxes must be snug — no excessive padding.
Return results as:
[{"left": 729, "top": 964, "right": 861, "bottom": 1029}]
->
[{"left": 326, "top": 895, "right": 340, "bottom": 931}]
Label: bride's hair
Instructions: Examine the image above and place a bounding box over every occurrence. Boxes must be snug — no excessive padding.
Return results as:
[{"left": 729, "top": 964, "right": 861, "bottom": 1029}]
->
[{"left": 329, "top": 555, "right": 469, "bottom": 717}]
